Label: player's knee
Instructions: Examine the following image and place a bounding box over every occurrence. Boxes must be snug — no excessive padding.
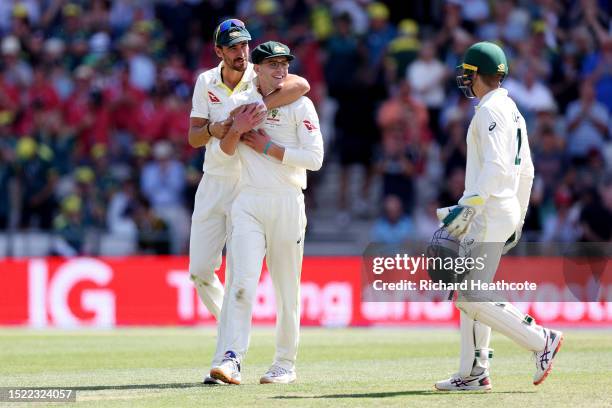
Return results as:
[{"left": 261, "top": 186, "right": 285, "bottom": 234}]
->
[
  {"left": 455, "top": 301, "right": 477, "bottom": 320},
  {"left": 229, "top": 285, "right": 255, "bottom": 305}
]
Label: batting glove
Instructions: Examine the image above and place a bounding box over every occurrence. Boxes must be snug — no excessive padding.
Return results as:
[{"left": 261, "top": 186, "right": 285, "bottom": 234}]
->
[
  {"left": 442, "top": 195, "right": 485, "bottom": 239},
  {"left": 502, "top": 228, "right": 522, "bottom": 255},
  {"left": 435, "top": 205, "right": 458, "bottom": 223}
]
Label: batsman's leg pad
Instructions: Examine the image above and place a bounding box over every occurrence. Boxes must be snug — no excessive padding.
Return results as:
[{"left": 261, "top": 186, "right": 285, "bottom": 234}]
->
[{"left": 456, "top": 301, "right": 546, "bottom": 351}]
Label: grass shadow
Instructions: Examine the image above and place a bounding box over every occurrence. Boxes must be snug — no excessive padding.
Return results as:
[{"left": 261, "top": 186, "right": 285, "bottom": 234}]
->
[
  {"left": 272, "top": 390, "right": 537, "bottom": 399},
  {"left": 70, "top": 382, "right": 205, "bottom": 391}
]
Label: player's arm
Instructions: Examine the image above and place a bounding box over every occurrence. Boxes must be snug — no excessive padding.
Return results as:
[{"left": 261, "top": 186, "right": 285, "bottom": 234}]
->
[
  {"left": 243, "top": 99, "right": 324, "bottom": 171},
  {"left": 218, "top": 104, "right": 267, "bottom": 156},
  {"left": 262, "top": 74, "right": 310, "bottom": 109},
  {"left": 188, "top": 74, "right": 233, "bottom": 147}
]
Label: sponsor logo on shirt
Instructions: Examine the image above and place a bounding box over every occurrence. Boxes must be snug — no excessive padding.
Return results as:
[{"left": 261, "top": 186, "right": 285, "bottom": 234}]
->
[
  {"left": 208, "top": 91, "right": 221, "bottom": 103},
  {"left": 488, "top": 122, "right": 496, "bottom": 131},
  {"left": 303, "top": 120, "right": 317, "bottom": 131}
]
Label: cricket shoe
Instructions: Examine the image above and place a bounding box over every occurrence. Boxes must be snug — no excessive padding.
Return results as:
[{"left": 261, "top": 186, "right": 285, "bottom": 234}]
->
[
  {"left": 259, "top": 365, "right": 297, "bottom": 384},
  {"left": 533, "top": 328, "right": 564, "bottom": 385},
  {"left": 210, "top": 351, "right": 241, "bottom": 385},
  {"left": 203, "top": 375, "right": 227, "bottom": 385},
  {"left": 434, "top": 371, "right": 492, "bottom": 391}
]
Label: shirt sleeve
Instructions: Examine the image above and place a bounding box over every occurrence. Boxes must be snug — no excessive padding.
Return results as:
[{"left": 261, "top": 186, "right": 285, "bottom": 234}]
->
[
  {"left": 473, "top": 107, "right": 511, "bottom": 200},
  {"left": 190, "top": 73, "right": 209, "bottom": 119},
  {"left": 282, "top": 98, "right": 324, "bottom": 171},
  {"left": 517, "top": 116, "right": 534, "bottom": 224}
]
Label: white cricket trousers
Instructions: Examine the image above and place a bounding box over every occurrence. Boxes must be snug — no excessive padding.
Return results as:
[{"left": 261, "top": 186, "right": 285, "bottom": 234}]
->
[
  {"left": 216, "top": 186, "right": 306, "bottom": 371},
  {"left": 189, "top": 173, "right": 240, "bottom": 320}
]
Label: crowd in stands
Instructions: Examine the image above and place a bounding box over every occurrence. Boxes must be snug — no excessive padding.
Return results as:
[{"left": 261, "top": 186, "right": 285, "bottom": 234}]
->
[{"left": 0, "top": 0, "right": 610, "bottom": 256}]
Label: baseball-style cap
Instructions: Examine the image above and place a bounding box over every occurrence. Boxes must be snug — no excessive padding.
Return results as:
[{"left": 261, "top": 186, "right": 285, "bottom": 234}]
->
[
  {"left": 251, "top": 41, "right": 295, "bottom": 64},
  {"left": 214, "top": 19, "right": 251, "bottom": 47}
]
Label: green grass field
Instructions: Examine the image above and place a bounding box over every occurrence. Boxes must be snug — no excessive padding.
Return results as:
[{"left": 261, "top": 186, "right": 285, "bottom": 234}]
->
[{"left": 0, "top": 328, "right": 610, "bottom": 407}]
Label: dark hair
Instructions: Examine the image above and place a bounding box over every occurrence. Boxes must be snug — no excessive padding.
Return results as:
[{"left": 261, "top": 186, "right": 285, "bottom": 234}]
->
[{"left": 479, "top": 73, "right": 504, "bottom": 88}]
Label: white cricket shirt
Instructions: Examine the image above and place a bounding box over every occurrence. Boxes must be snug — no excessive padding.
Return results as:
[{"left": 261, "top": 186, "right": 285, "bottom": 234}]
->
[
  {"left": 464, "top": 88, "right": 534, "bottom": 201},
  {"left": 218, "top": 82, "right": 324, "bottom": 191},
  {"left": 190, "top": 61, "right": 256, "bottom": 176}
]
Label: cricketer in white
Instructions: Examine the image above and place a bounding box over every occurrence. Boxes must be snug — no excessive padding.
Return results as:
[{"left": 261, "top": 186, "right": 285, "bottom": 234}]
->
[
  {"left": 188, "top": 19, "right": 309, "bottom": 385},
  {"left": 209, "top": 41, "right": 324, "bottom": 385},
  {"left": 435, "top": 42, "right": 563, "bottom": 391}
]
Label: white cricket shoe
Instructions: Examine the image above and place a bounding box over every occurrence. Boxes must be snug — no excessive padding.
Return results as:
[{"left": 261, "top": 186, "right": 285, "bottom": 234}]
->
[
  {"left": 533, "top": 328, "right": 564, "bottom": 385},
  {"left": 203, "top": 374, "right": 226, "bottom": 385},
  {"left": 259, "top": 365, "right": 297, "bottom": 384},
  {"left": 210, "top": 351, "right": 241, "bottom": 385},
  {"left": 434, "top": 371, "right": 492, "bottom": 391}
]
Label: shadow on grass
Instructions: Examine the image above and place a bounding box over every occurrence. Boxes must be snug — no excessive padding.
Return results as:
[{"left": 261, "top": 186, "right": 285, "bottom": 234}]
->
[
  {"left": 71, "top": 382, "right": 205, "bottom": 391},
  {"left": 272, "top": 390, "right": 536, "bottom": 399}
]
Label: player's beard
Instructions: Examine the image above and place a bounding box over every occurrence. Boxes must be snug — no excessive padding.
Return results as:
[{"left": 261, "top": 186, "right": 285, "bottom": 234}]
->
[{"left": 227, "top": 56, "right": 247, "bottom": 72}]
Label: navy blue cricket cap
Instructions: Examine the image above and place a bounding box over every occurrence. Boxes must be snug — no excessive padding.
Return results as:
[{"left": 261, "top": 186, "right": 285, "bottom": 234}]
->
[{"left": 214, "top": 19, "right": 251, "bottom": 47}]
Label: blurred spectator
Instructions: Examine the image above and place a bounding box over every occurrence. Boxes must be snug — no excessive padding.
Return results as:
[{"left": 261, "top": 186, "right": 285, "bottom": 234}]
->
[
  {"left": 119, "top": 32, "right": 155, "bottom": 92},
  {"left": 541, "top": 186, "right": 580, "bottom": 243},
  {"left": 374, "top": 127, "right": 417, "bottom": 215},
  {"left": 140, "top": 140, "right": 188, "bottom": 253},
  {"left": 0, "top": 142, "right": 15, "bottom": 229},
  {"left": 565, "top": 81, "right": 609, "bottom": 164},
  {"left": 440, "top": 114, "right": 467, "bottom": 177},
  {"left": 406, "top": 40, "right": 448, "bottom": 142},
  {"left": 52, "top": 194, "right": 86, "bottom": 256},
  {"left": 132, "top": 195, "right": 170, "bottom": 254},
  {"left": 582, "top": 37, "right": 612, "bottom": 113},
  {"left": 579, "top": 176, "right": 612, "bottom": 242},
  {"left": 533, "top": 124, "right": 565, "bottom": 201},
  {"left": 413, "top": 196, "right": 442, "bottom": 242},
  {"left": 438, "top": 167, "right": 465, "bottom": 207},
  {"left": 15, "top": 137, "right": 58, "bottom": 230},
  {"left": 385, "top": 19, "right": 420, "bottom": 83},
  {"left": 370, "top": 195, "right": 414, "bottom": 244},
  {"left": 364, "top": 2, "right": 395, "bottom": 70},
  {"left": 503, "top": 66, "right": 556, "bottom": 125},
  {"left": 2, "top": 35, "right": 32, "bottom": 87}
]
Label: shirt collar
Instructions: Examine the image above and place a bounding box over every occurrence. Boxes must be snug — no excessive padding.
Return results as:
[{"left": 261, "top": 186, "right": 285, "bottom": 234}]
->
[
  {"left": 213, "top": 61, "right": 255, "bottom": 94},
  {"left": 475, "top": 87, "right": 507, "bottom": 109}
]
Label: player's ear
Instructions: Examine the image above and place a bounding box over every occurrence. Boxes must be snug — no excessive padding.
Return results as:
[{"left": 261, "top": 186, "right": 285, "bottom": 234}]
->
[{"left": 214, "top": 45, "right": 223, "bottom": 59}]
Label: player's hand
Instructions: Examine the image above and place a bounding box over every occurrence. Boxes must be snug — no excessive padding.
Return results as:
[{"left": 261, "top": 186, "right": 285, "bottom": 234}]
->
[
  {"left": 212, "top": 118, "right": 233, "bottom": 139},
  {"left": 230, "top": 102, "right": 260, "bottom": 118},
  {"left": 242, "top": 128, "right": 271, "bottom": 153},
  {"left": 230, "top": 103, "right": 267, "bottom": 135},
  {"left": 502, "top": 228, "right": 522, "bottom": 255},
  {"left": 442, "top": 195, "right": 484, "bottom": 239}
]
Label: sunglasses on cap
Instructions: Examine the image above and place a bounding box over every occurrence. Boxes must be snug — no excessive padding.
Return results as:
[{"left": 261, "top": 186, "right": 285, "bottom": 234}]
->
[{"left": 215, "top": 19, "right": 246, "bottom": 42}]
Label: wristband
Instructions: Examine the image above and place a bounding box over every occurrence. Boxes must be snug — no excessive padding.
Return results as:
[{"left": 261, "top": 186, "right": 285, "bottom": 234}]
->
[
  {"left": 206, "top": 122, "right": 213, "bottom": 137},
  {"left": 263, "top": 141, "right": 272, "bottom": 155}
]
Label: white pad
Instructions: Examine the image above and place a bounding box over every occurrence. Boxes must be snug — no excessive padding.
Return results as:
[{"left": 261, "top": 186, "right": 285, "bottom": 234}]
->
[
  {"left": 457, "top": 302, "right": 546, "bottom": 351},
  {"left": 473, "top": 321, "right": 491, "bottom": 373},
  {"left": 459, "top": 312, "right": 475, "bottom": 377},
  {"left": 459, "top": 312, "right": 492, "bottom": 377}
]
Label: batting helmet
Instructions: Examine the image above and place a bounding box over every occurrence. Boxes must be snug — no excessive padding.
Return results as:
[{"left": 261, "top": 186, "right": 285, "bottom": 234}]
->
[{"left": 456, "top": 41, "right": 508, "bottom": 98}]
